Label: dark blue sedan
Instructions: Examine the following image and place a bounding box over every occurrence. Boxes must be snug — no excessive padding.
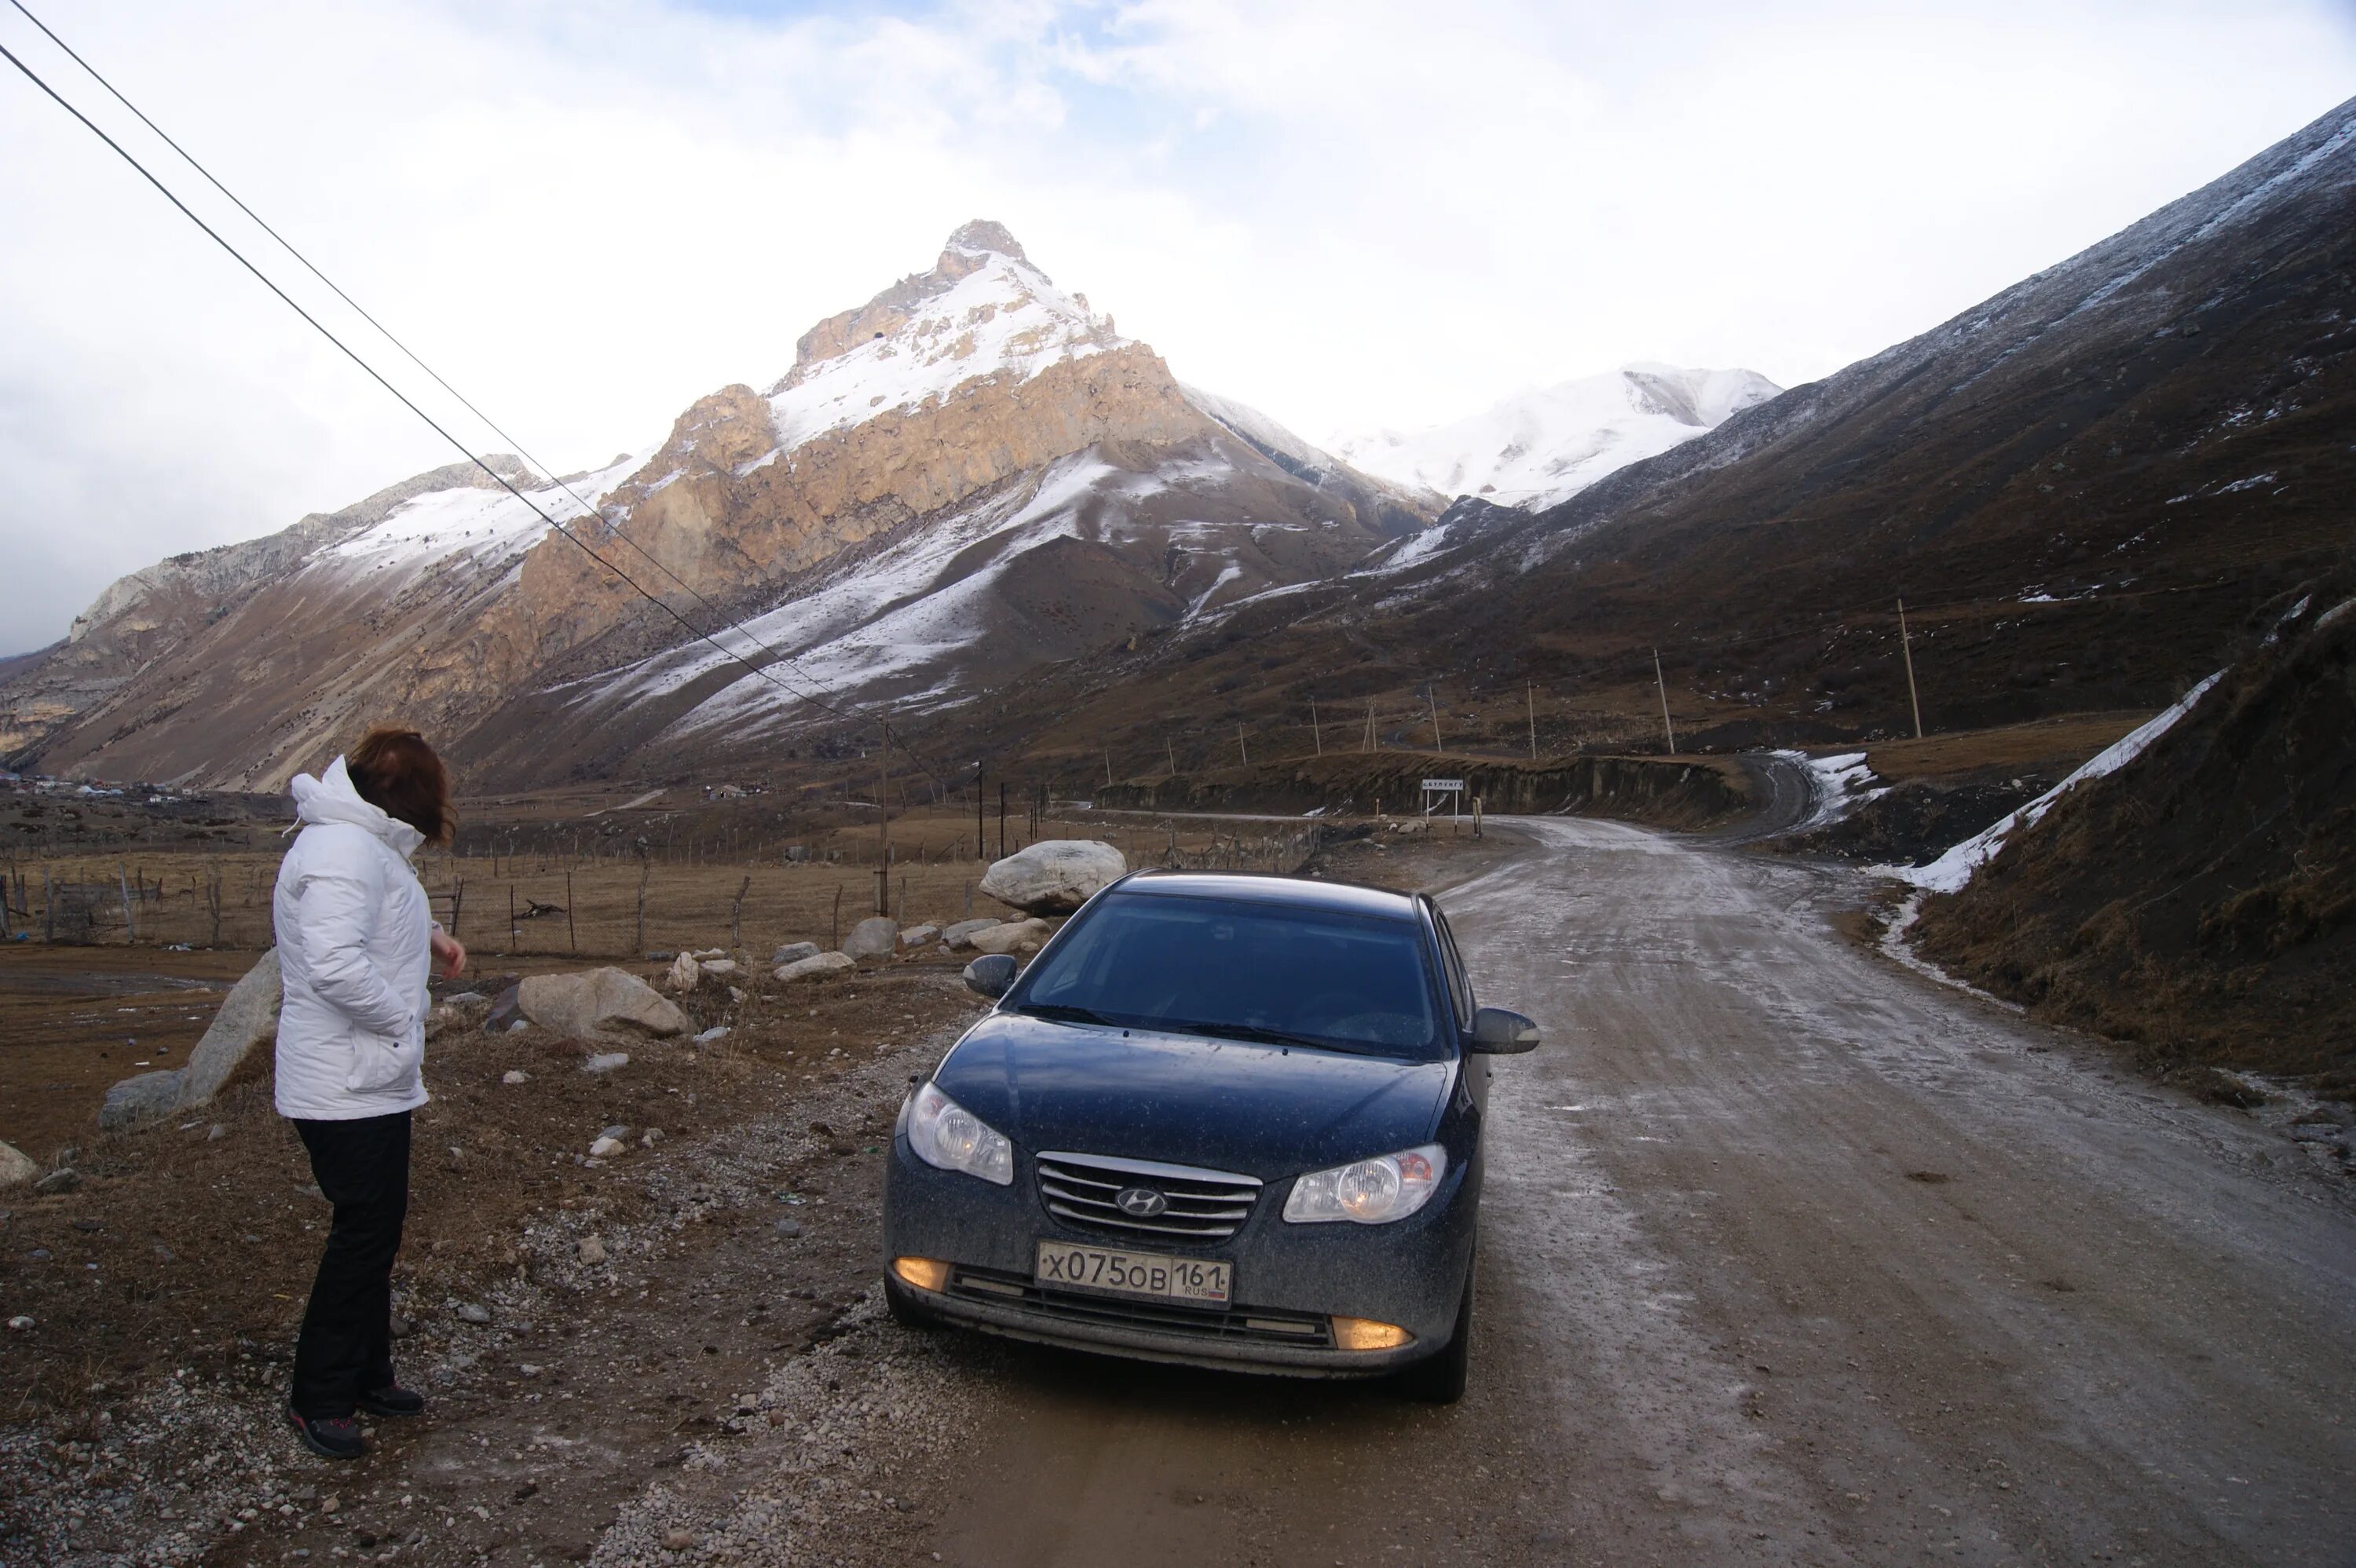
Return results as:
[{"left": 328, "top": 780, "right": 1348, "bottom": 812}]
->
[{"left": 880, "top": 869, "right": 1539, "bottom": 1402}]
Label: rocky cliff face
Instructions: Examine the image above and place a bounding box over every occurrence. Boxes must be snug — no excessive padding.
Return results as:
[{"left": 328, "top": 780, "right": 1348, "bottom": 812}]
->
[{"left": 6, "top": 225, "right": 1433, "bottom": 788}]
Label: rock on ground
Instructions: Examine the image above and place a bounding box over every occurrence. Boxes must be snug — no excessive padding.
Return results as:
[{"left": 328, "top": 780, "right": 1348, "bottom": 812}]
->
[
  {"left": 899, "top": 925, "right": 939, "bottom": 948},
  {"left": 772, "top": 941, "right": 820, "bottom": 965},
  {"left": 968, "top": 917, "right": 1054, "bottom": 956},
  {"left": 0, "top": 1140, "right": 39, "bottom": 1188},
  {"left": 942, "top": 918, "right": 1001, "bottom": 950},
  {"left": 774, "top": 952, "right": 856, "bottom": 984},
  {"left": 668, "top": 952, "right": 703, "bottom": 991},
  {"left": 843, "top": 916, "right": 899, "bottom": 959},
  {"left": 979, "top": 840, "right": 1126, "bottom": 914},
  {"left": 98, "top": 948, "right": 284, "bottom": 1130},
  {"left": 519, "top": 968, "right": 689, "bottom": 1041}
]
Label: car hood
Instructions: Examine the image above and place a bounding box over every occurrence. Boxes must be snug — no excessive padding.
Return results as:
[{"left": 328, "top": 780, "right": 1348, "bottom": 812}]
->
[{"left": 931, "top": 1012, "right": 1454, "bottom": 1179}]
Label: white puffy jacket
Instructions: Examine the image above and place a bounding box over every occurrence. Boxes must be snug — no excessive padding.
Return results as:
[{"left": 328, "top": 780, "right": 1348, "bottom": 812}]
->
[{"left": 271, "top": 756, "right": 435, "bottom": 1120}]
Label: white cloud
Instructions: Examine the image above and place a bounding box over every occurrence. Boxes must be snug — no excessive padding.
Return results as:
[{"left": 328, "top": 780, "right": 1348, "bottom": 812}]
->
[{"left": 2, "top": 0, "right": 2350, "bottom": 651}]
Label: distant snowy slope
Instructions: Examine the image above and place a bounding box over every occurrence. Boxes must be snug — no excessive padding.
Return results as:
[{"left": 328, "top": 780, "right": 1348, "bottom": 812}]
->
[{"left": 1335, "top": 364, "right": 1780, "bottom": 510}]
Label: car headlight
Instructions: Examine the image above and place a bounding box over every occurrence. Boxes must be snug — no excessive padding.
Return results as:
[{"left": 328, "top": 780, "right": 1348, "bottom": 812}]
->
[
  {"left": 906, "top": 1081, "right": 1014, "bottom": 1186},
  {"left": 1282, "top": 1144, "right": 1447, "bottom": 1224}
]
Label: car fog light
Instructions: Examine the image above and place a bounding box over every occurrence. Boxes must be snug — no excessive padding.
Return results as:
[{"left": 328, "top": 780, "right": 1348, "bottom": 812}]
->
[
  {"left": 892, "top": 1257, "right": 950, "bottom": 1291},
  {"left": 1331, "top": 1317, "right": 1412, "bottom": 1351}
]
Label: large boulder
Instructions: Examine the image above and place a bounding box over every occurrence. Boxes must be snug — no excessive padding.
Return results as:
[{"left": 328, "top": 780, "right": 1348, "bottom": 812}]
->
[
  {"left": 774, "top": 951, "right": 855, "bottom": 983},
  {"left": 968, "top": 917, "right": 1053, "bottom": 956},
  {"left": 843, "top": 916, "right": 899, "bottom": 960},
  {"left": 979, "top": 841, "right": 1126, "bottom": 914},
  {"left": 98, "top": 948, "right": 283, "bottom": 1130},
  {"left": 518, "top": 968, "right": 689, "bottom": 1042}
]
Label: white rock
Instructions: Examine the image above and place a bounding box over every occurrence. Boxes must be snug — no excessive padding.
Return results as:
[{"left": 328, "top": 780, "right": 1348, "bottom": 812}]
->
[
  {"left": 843, "top": 916, "right": 899, "bottom": 959},
  {"left": 774, "top": 952, "right": 855, "bottom": 983},
  {"left": 979, "top": 840, "right": 1125, "bottom": 914},
  {"left": 898, "top": 925, "right": 939, "bottom": 948},
  {"left": 5, "top": 1315, "right": 32, "bottom": 1332},
  {"left": 577, "top": 1235, "right": 608, "bottom": 1266},
  {"left": 701, "top": 958, "right": 741, "bottom": 980},
  {"left": 668, "top": 952, "right": 701, "bottom": 991},
  {"left": 942, "top": 918, "right": 1001, "bottom": 951},
  {"left": 968, "top": 917, "right": 1053, "bottom": 956},
  {"left": 0, "top": 1140, "right": 38, "bottom": 1189},
  {"left": 693, "top": 1025, "right": 730, "bottom": 1044},
  {"left": 588, "top": 1136, "right": 627, "bottom": 1158},
  {"left": 582, "top": 1051, "right": 631, "bottom": 1075},
  {"left": 502, "top": 1069, "right": 531, "bottom": 1085},
  {"left": 518, "top": 968, "right": 689, "bottom": 1041}
]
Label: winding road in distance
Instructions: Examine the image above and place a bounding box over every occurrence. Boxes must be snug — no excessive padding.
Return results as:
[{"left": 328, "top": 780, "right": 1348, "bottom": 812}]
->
[{"left": 909, "top": 815, "right": 2356, "bottom": 1567}]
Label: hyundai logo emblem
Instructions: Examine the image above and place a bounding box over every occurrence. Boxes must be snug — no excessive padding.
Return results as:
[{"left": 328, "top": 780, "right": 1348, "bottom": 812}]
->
[{"left": 1114, "top": 1186, "right": 1169, "bottom": 1219}]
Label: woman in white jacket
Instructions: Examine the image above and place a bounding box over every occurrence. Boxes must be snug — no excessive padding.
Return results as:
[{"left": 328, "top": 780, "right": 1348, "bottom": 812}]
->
[{"left": 272, "top": 726, "right": 464, "bottom": 1460}]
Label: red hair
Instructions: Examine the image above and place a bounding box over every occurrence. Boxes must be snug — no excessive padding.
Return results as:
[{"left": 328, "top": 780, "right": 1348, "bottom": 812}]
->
[{"left": 346, "top": 726, "right": 455, "bottom": 846}]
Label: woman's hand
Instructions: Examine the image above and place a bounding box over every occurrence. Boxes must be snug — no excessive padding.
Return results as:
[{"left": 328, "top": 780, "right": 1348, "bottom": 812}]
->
[{"left": 430, "top": 927, "right": 467, "bottom": 981}]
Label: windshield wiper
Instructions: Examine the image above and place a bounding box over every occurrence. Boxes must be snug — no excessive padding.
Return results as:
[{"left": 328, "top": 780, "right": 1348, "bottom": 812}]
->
[
  {"left": 1016, "top": 1003, "right": 1123, "bottom": 1028},
  {"left": 1158, "top": 1019, "right": 1336, "bottom": 1051}
]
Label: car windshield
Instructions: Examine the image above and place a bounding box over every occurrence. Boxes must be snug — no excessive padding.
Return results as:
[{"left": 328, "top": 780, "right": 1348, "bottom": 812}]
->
[{"left": 1006, "top": 891, "right": 1447, "bottom": 1060}]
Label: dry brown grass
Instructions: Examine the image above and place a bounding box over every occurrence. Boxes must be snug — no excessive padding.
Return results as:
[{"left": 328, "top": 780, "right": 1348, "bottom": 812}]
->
[{"left": 1857, "top": 711, "right": 2152, "bottom": 783}]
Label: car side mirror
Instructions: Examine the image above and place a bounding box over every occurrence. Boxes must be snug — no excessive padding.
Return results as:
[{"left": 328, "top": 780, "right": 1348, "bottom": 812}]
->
[
  {"left": 1469, "top": 1007, "right": 1541, "bottom": 1054},
  {"left": 964, "top": 953, "right": 1018, "bottom": 1000}
]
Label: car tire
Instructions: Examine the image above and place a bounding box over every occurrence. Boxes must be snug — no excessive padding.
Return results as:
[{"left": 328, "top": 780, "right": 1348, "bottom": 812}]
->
[
  {"left": 883, "top": 1274, "right": 935, "bottom": 1330},
  {"left": 1395, "top": 1266, "right": 1472, "bottom": 1405}
]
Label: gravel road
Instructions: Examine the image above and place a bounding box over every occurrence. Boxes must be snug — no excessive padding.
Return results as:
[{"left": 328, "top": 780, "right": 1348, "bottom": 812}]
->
[{"left": 901, "top": 816, "right": 2356, "bottom": 1567}]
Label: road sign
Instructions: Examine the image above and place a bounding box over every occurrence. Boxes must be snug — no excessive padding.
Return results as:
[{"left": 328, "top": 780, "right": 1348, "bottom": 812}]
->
[{"left": 1421, "top": 778, "right": 1464, "bottom": 791}]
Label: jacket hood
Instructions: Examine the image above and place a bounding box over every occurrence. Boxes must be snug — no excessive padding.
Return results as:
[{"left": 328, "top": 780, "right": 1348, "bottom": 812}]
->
[
  {"left": 932, "top": 1012, "right": 1453, "bottom": 1179},
  {"left": 290, "top": 756, "right": 425, "bottom": 860}
]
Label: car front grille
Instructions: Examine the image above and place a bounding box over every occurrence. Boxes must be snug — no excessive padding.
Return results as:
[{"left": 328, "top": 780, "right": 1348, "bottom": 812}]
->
[
  {"left": 946, "top": 1266, "right": 1332, "bottom": 1347},
  {"left": 1034, "top": 1150, "right": 1264, "bottom": 1241}
]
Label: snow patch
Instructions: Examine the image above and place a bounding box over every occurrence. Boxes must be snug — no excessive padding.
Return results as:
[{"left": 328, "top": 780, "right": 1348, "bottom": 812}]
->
[
  {"left": 1878, "top": 672, "right": 2223, "bottom": 894},
  {"left": 1333, "top": 364, "right": 1780, "bottom": 510}
]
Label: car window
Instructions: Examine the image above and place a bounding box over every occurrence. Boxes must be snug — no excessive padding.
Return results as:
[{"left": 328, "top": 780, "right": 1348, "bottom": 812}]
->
[
  {"left": 1008, "top": 893, "right": 1447, "bottom": 1061},
  {"left": 1432, "top": 908, "right": 1474, "bottom": 1029}
]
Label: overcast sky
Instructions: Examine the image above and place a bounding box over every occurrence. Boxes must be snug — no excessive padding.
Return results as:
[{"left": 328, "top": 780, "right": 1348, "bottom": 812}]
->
[{"left": 4, "top": 0, "right": 2352, "bottom": 653}]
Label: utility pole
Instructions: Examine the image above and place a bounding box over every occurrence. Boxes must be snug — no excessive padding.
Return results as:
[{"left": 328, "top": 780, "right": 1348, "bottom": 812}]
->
[
  {"left": 1653, "top": 649, "right": 1677, "bottom": 756},
  {"left": 1104, "top": 748, "right": 1114, "bottom": 788},
  {"left": 1238, "top": 723, "right": 1249, "bottom": 766},
  {"left": 876, "top": 718, "right": 891, "bottom": 916},
  {"left": 1167, "top": 737, "right": 1176, "bottom": 775},
  {"left": 1897, "top": 598, "right": 1925, "bottom": 740},
  {"left": 1363, "top": 700, "right": 1376, "bottom": 753},
  {"left": 1428, "top": 688, "right": 1443, "bottom": 755},
  {"left": 1310, "top": 696, "right": 1322, "bottom": 757},
  {"left": 997, "top": 781, "right": 1007, "bottom": 860},
  {"left": 1527, "top": 682, "right": 1538, "bottom": 760},
  {"left": 975, "top": 762, "right": 985, "bottom": 859}
]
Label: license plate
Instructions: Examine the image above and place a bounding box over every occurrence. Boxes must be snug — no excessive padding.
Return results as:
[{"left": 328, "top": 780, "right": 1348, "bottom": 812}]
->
[{"left": 1036, "top": 1241, "right": 1232, "bottom": 1306}]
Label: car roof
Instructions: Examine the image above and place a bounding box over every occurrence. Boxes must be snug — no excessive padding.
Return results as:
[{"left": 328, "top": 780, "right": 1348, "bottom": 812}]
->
[{"left": 1111, "top": 869, "right": 1424, "bottom": 923}]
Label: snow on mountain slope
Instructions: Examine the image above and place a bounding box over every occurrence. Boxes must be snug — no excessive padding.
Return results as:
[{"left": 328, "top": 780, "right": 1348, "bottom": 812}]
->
[
  {"left": 1334, "top": 364, "right": 1781, "bottom": 510},
  {"left": 763, "top": 221, "right": 1126, "bottom": 456}
]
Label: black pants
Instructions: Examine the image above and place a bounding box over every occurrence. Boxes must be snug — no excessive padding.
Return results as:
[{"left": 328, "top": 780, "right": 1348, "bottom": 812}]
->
[{"left": 289, "top": 1110, "right": 411, "bottom": 1419}]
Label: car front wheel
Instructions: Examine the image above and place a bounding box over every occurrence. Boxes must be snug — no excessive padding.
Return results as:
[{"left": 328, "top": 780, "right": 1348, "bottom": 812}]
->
[{"left": 1395, "top": 1265, "right": 1472, "bottom": 1404}]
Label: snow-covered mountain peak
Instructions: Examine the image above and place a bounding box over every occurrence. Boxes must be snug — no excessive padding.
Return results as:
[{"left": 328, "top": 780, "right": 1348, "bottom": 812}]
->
[
  {"left": 765, "top": 223, "right": 1125, "bottom": 454},
  {"left": 1335, "top": 363, "right": 1782, "bottom": 511}
]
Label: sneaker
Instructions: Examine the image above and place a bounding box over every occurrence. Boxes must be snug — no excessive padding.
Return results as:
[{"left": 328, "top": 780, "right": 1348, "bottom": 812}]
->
[
  {"left": 357, "top": 1384, "right": 426, "bottom": 1418},
  {"left": 286, "top": 1406, "right": 366, "bottom": 1460}
]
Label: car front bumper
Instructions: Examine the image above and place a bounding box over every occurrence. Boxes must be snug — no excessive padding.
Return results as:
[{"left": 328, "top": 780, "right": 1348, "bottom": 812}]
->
[{"left": 881, "top": 1124, "right": 1476, "bottom": 1379}]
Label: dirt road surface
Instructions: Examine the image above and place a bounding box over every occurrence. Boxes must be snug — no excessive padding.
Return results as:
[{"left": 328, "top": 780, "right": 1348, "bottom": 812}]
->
[{"left": 893, "top": 816, "right": 2356, "bottom": 1567}]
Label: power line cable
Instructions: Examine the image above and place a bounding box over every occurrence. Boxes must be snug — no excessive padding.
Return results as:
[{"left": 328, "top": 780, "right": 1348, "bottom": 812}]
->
[
  {"left": 3, "top": 20, "right": 972, "bottom": 795},
  {"left": 3, "top": 0, "right": 873, "bottom": 727},
  {"left": 0, "top": 33, "right": 865, "bottom": 736}
]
